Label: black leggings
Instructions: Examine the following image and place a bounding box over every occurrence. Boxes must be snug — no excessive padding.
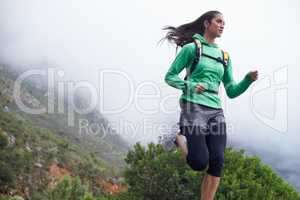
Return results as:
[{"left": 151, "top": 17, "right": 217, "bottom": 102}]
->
[{"left": 180, "top": 122, "right": 227, "bottom": 177}]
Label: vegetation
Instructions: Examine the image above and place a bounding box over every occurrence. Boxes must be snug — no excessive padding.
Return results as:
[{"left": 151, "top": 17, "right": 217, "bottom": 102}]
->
[
  {"left": 0, "top": 106, "right": 112, "bottom": 196},
  {"left": 122, "top": 143, "right": 300, "bottom": 200},
  {"left": 4, "top": 142, "right": 298, "bottom": 200},
  {"left": 0, "top": 65, "right": 128, "bottom": 198}
]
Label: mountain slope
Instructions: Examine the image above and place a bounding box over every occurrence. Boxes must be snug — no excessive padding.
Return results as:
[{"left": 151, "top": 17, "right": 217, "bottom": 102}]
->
[{"left": 0, "top": 65, "right": 129, "bottom": 198}]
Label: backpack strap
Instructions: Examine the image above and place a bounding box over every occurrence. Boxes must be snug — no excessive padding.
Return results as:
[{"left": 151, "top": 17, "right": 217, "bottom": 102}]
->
[
  {"left": 221, "top": 50, "right": 229, "bottom": 67},
  {"left": 184, "top": 39, "right": 202, "bottom": 81},
  {"left": 182, "top": 41, "right": 229, "bottom": 95},
  {"left": 201, "top": 50, "right": 229, "bottom": 69},
  {"left": 184, "top": 40, "right": 229, "bottom": 81}
]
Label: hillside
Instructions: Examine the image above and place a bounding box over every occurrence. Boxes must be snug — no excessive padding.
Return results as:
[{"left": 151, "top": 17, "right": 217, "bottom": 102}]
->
[{"left": 0, "top": 65, "right": 130, "bottom": 198}]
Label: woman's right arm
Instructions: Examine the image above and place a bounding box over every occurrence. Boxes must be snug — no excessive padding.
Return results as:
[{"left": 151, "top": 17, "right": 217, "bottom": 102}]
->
[{"left": 164, "top": 43, "right": 194, "bottom": 90}]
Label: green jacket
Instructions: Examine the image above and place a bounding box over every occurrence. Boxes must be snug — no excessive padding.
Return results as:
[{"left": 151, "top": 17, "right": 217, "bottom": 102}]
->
[{"left": 164, "top": 34, "right": 254, "bottom": 109}]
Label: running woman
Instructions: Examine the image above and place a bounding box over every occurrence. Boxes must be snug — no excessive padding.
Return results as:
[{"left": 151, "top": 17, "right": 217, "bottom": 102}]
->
[{"left": 163, "top": 10, "right": 258, "bottom": 200}]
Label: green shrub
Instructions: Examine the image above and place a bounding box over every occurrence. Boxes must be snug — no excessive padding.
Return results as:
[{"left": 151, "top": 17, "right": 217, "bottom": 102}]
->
[
  {"left": 48, "top": 176, "right": 97, "bottom": 200},
  {"left": 0, "top": 161, "right": 15, "bottom": 190},
  {"left": 123, "top": 142, "right": 300, "bottom": 200},
  {"left": 8, "top": 196, "right": 24, "bottom": 200},
  {"left": 0, "top": 129, "right": 8, "bottom": 148}
]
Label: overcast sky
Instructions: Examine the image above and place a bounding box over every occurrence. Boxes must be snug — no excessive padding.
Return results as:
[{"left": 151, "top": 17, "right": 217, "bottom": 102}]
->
[{"left": 1, "top": 1, "right": 300, "bottom": 186}]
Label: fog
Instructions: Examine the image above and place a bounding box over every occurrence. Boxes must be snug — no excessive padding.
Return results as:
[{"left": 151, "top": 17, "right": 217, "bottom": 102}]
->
[{"left": 0, "top": 0, "right": 299, "bottom": 190}]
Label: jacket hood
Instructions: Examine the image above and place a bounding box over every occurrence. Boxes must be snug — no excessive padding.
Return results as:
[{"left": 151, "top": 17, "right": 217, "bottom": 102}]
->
[{"left": 192, "top": 34, "right": 218, "bottom": 48}]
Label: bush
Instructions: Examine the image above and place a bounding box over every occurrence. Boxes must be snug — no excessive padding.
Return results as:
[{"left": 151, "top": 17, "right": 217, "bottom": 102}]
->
[
  {"left": 48, "top": 176, "right": 89, "bottom": 200},
  {"left": 124, "top": 143, "right": 197, "bottom": 200},
  {"left": 8, "top": 196, "right": 24, "bottom": 200},
  {"left": 123, "top": 142, "right": 300, "bottom": 200},
  {"left": 0, "top": 129, "right": 8, "bottom": 148},
  {"left": 47, "top": 176, "right": 134, "bottom": 200},
  {"left": 0, "top": 161, "right": 15, "bottom": 190}
]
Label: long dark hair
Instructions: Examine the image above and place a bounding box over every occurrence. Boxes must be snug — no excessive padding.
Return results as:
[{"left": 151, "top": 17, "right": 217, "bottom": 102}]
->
[{"left": 161, "top": 11, "right": 222, "bottom": 48}]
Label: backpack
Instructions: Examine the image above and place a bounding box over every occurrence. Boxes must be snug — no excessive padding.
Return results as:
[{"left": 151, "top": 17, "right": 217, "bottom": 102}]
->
[{"left": 184, "top": 39, "right": 229, "bottom": 81}]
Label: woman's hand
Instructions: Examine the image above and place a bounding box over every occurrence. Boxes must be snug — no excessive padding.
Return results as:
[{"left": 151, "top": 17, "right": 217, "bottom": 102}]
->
[
  {"left": 248, "top": 70, "right": 258, "bottom": 81},
  {"left": 195, "top": 84, "right": 206, "bottom": 93}
]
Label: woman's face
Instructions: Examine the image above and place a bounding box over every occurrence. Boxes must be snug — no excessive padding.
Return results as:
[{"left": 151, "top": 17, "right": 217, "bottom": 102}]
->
[{"left": 205, "top": 14, "right": 225, "bottom": 38}]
